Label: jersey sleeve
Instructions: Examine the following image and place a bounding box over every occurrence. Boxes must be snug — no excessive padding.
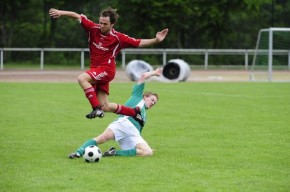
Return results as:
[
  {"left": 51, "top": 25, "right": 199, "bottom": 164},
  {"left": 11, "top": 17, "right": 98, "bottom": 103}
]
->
[
  {"left": 117, "top": 32, "right": 141, "bottom": 48},
  {"left": 124, "top": 83, "right": 144, "bottom": 107},
  {"left": 80, "top": 14, "right": 97, "bottom": 32},
  {"left": 126, "top": 83, "right": 146, "bottom": 131}
]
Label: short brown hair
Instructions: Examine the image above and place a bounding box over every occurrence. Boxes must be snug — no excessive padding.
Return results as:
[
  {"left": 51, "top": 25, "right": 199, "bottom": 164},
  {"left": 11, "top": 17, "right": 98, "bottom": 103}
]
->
[
  {"left": 143, "top": 92, "right": 159, "bottom": 101},
  {"left": 100, "top": 7, "right": 119, "bottom": 24}
]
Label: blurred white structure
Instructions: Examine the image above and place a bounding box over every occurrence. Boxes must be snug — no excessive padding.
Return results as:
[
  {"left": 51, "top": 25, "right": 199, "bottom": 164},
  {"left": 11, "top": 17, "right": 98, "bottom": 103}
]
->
[
  {"left": 125, "top": 60, "right": 153, "bottom": 81},
  {"left": 162, "top": 59, "right": 191, "bottom": 82}
]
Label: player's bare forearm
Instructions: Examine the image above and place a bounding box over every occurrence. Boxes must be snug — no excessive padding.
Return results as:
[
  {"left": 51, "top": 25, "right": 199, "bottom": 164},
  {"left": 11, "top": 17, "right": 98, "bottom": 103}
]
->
[
  {"left": 49, "top": 8, "right": 81, "bottom": 21},
  {"left": 138, "top": 38, "right": 159, "bottom": 47},
  {"left": 138, "top": 28, "right": 169, "bottom": 47},
  {"left": 138, "top": 67, "right": 162, "bottom": 84}
]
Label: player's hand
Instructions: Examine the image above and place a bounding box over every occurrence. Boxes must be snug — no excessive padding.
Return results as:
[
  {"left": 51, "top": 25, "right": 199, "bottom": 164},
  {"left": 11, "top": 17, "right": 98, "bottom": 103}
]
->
[
  {"left": 49, "top": 8, "right": 61, "bottom": 18},
  {"left": 156, "top": 28, "right": 169, "bottom": 42},
  {"left": 154, "top": 67, "right": 163, "bottom": 76}
]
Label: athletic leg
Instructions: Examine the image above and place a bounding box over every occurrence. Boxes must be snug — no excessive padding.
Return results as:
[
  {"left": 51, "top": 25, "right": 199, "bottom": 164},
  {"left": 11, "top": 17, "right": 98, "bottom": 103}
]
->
[
  {"left": 68, "top": 128, "right": 115, "bottom": 159},
  {"left": 68, "top": 139, "right": 97, "bottom": 159},
  {"left": 135, "top": 142, "right": 153, "bottom": 157},
  {"left": 78, "top": 72, "right": 105, "bottom": 119},
  {"left": 115, "top": 148, "right": 137, "bottom": 156},
  {"left": 97, "top": 91, "right": 141, "bottom": 117},
  {"left": 77, "top": 72, "right": 104, "bottom": 119},
  {"left": 78, "top": 72, "right": 100, "bottom": 108},
  {"left": 103, "top": 120, "right": 150, "bottom": 157},
  {"left": 94, "top": 128, "right": 115, "bottom": 144},
  {"left": 103, "top": 143, "right": 153, "bottom": 157}
]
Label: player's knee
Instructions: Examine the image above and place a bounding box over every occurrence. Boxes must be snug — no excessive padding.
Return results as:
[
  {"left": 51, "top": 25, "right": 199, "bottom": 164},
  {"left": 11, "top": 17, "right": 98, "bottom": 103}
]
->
[
  {"left": 143, "top": 149, "right": 153, "bottom": 157},
  {"left": 77, "top": 75, "right": 84, "bottom": 84},
  {"left": 77, "top": 73, "right": 90, "bottom": 84},
  {"left": 95, "top": 133, "right": 111, "bottom": 143}
]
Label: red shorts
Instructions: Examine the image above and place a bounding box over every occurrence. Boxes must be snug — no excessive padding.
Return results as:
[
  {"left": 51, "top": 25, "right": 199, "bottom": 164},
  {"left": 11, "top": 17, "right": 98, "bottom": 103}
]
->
[{"left": 86, "top": 66, "right": 116, "bottom": 95}]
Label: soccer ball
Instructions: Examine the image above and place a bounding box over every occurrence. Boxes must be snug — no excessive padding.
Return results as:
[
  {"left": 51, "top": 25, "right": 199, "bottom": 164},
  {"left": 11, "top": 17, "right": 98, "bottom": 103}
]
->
[{"left": 83, "top": 145, "right": 102, "bottom": 163}]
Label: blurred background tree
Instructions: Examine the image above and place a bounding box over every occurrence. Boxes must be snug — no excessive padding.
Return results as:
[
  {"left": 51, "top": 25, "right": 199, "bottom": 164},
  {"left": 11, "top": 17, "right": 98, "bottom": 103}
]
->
[
  {"left": 1, "top": 0, "right": 289, "bottom": 48},
  {"left": 1, "top": 0, "right": 289, "bottom": 66}
]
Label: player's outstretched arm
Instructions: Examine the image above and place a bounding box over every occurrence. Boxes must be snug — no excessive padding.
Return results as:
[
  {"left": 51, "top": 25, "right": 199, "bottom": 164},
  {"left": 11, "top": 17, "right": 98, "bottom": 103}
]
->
[
  {"left": 137, "top": 67, "right": 162, "bottom": 85},
  {"left": 138, "top": 29, "right": 169, "bottom": 48},
  {"left": 49, "top": 8, "right": 81, "bottom": 21}
]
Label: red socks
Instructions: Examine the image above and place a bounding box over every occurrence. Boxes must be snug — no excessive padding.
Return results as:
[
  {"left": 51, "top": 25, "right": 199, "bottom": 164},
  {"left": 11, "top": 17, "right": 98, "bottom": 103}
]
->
[
  {"left": 84, "top": 87, "right": 99, "bottom": 109},
  {"left": 114, "top": 104, "right": 136, "bottom": 116},
  {"left": 84, "top": 88, "right": 136, "bottom": 117}
]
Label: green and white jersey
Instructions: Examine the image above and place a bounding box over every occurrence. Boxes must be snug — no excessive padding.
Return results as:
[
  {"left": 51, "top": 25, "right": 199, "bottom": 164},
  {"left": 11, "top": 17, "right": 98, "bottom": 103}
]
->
[{"left": 118, "top": 82, "right": 146, "bottom": 133}]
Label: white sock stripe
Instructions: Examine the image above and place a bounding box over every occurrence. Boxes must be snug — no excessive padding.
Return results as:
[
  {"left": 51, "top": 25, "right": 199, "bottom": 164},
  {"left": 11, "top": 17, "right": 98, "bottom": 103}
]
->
[
  {"left": 115, "top": 105, "right": 121, "bottom": 113},
  {"left": 84, "top": 87, "right": 95, "bottom": 94}
]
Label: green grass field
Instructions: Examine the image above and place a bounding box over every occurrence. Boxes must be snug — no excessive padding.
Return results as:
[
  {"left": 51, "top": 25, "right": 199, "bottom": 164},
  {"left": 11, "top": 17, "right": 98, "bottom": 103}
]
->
[{"left": 1, "top": 82, "right": 290, "bottom": 192}]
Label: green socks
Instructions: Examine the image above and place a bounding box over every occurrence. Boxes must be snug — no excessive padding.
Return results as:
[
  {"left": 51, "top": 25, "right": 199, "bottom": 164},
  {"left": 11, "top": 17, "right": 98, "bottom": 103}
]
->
[
  {"left": 76, "top": 139, "right": 97, "bottom": 156},
  {"left": 116, "top": 148, "right": 137, "bottom": 156},
  {"left": 75, "top": 139, "right": 137, "bottom": 157}
]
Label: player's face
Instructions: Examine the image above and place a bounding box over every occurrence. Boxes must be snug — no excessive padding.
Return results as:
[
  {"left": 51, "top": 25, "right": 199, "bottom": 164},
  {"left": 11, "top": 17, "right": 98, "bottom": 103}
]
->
[
  {"left": 144, "top": 95, "right": 158, "bottom": 109},
  {"left": 99, "top": 16, "right": 114, "bottom": 34}
]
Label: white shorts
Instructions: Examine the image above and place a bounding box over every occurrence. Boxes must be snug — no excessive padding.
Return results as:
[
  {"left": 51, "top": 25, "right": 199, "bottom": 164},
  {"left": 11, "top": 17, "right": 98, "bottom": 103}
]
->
[{"left": 108, "top": 117, "right": 147, "bottom": 150}]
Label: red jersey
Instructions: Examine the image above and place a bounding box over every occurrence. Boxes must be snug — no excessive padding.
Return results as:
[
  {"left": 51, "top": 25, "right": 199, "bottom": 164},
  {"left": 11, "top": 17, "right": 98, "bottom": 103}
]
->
[{"left": 80, "top": 15, "right": 141, "bottom": 68}]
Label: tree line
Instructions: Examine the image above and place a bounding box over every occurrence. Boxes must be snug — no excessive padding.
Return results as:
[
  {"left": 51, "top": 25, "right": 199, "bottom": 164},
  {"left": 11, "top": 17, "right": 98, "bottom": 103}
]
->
[{"left": 1, "top": 0, "right": 289, "bottom": 66}]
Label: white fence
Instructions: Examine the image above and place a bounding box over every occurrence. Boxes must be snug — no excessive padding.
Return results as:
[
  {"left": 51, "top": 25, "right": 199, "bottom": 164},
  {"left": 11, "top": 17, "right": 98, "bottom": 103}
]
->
[{"left": 0, "top": 48, "right": 289, "bottom": 70}]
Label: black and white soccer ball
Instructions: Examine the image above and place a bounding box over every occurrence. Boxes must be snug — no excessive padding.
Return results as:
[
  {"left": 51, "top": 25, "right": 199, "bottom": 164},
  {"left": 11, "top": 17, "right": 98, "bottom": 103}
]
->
[{"left": 83, "top": 145, "right": 102, "bottom": 163}]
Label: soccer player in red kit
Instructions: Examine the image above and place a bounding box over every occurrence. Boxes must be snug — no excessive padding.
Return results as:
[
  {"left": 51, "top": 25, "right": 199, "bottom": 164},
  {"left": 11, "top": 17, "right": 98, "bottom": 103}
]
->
[{"left": 49, "top": 7, "right": 168, "bottom": 121}]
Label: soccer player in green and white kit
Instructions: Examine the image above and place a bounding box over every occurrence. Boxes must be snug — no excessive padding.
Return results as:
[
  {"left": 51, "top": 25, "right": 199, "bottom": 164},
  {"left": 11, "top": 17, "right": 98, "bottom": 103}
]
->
[{"left": 69, "top": 67, "right": 162, "bottom": 158}]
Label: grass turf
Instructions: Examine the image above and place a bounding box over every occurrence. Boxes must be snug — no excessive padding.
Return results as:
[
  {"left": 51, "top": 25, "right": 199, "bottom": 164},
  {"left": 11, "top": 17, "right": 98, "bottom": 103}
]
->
[{"left": 0, "top": 82, "right": 290, "bottom": 192}]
